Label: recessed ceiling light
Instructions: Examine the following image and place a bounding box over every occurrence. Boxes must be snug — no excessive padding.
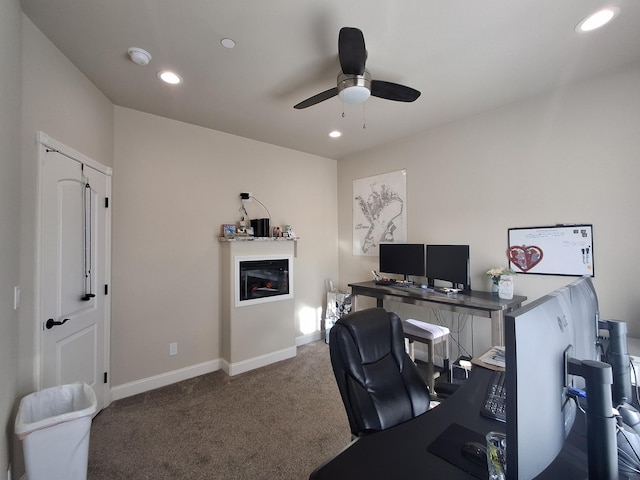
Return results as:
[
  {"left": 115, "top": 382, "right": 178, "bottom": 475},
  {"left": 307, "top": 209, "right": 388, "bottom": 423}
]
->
[
  {"left": 329, "top": 130, "right": 342, "bottom": 138},
  {"left": 221, "top": 38, "right": 236, "bottom": 49},
  {"left": 576, "top": 7, "right": 620, "bottom": 32},
  {"left": 158, "top": 71, "right": 183, "bottom": 84}
]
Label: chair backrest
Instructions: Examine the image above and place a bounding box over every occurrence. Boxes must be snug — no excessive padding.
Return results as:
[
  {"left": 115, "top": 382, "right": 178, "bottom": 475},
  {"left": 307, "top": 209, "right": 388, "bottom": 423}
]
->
[{"left": 329, "top": 307, "right": 431, "bottom": 437}]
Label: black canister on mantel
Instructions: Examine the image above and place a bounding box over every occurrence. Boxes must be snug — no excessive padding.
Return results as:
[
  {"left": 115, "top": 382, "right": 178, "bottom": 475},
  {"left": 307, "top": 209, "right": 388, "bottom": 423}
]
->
[{"left": 251, "top": 218, "right": 270, "bottom": 237}]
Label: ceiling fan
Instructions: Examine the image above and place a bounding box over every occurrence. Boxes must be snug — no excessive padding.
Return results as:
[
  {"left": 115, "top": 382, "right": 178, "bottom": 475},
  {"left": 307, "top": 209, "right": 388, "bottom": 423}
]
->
[{"left": 293, "top": 27, "right": 421, "bottom": 110}]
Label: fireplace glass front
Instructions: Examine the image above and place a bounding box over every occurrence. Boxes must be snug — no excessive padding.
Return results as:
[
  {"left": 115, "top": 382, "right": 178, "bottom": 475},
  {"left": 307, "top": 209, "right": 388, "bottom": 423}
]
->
[{"left": 238, "top": 258, "right": 290, "bottom": 303}]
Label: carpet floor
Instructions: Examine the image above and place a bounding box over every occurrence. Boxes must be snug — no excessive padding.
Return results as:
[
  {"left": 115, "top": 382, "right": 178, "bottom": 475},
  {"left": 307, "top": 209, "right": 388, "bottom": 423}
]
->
[{"left": 88, "top": 341, "right": 351, "bottom": 479}]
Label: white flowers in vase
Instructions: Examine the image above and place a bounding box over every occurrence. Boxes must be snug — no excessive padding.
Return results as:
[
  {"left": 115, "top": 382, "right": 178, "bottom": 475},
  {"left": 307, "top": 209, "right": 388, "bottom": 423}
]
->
[{"left": 486, "top": 267, "right": 516, "bottom": 293}]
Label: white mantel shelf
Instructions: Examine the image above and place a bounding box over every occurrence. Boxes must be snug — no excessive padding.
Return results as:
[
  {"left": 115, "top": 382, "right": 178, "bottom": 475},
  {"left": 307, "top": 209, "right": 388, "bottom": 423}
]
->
[{"left": 218, "top": 237, "right": 298, "bottom": 242}]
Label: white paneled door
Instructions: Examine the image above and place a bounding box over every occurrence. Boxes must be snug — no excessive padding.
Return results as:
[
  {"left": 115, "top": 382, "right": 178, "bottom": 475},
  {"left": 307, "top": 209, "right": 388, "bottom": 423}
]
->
[{"left": 38, "top": 136, "right": 111, "bottom": 411}]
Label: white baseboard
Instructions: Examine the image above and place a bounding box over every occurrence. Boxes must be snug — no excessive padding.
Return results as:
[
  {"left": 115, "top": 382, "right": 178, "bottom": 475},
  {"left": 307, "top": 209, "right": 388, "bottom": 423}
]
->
[
  {"left": 221, "top": 346, "right": 297, "bottom": 376},
  {"left": 111, "top": 358, "right": 222, "bottom": 401},
  {"left": 111, "top": 334, "right": 315, "bottom": 400},
  {"left": 296, "top": 331, "right": 322, "bottom": 346}
]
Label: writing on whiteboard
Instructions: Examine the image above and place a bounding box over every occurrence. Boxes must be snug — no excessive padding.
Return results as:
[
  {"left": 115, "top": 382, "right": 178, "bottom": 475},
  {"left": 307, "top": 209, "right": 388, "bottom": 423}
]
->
[{"left": 507, "top": 225, "right": 593, "bottom": 276}]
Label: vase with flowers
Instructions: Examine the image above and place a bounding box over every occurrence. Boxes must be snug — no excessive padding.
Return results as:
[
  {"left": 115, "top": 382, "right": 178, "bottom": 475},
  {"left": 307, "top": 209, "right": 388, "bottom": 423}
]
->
[{"left": 486, "top": 267, "right": 516, "bottom": 294}]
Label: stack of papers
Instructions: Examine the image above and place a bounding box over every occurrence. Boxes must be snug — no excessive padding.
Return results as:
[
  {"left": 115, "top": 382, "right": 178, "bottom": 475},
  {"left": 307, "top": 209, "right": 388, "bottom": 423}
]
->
[{"left": 477, "top": 346, "right": 505, "bottom": 369}]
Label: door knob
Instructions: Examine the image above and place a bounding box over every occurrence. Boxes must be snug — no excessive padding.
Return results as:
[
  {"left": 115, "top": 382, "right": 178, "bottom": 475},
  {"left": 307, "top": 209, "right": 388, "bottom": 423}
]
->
[{"left": 46, "top": 318, "right": 69, "bottom": 329}]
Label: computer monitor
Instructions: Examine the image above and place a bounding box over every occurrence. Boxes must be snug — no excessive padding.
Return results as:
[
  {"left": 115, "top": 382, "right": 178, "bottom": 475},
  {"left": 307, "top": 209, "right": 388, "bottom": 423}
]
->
[
  {"left": 504, "top": 277, "right": 615, "bottom": 479},
  {"left": 425, "top": 244, "right": 470, "bottom": 291},
  {"left": 378, "top": 243, "right": 426, "bottom": 281}
]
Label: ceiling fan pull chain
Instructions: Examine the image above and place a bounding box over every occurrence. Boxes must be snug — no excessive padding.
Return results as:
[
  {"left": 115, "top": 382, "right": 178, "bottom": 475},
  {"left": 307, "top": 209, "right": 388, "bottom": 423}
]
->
[{"left": 363, "top": 103, "right": 366, "bottom": 129}]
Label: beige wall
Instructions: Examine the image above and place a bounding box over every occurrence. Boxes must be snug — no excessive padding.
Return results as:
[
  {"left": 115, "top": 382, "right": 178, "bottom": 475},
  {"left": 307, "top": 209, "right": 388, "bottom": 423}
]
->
[
  {"left": 338, "top": 62, "right": 640, "bottom": 357},
  {"left": 112, "top": 107, "right": 338, "bottom": 387},
  {"left": 0, "top": 0, "right": 22, "bottom": 475}
]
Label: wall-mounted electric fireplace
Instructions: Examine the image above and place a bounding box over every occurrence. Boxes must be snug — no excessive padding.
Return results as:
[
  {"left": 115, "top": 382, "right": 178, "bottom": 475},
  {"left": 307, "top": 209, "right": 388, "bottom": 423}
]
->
[{"left": 235, "top": 254, "right": 294, "bottom": 307}]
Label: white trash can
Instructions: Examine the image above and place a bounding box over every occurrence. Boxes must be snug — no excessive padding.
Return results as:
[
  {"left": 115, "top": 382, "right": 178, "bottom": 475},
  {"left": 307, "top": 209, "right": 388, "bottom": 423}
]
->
[{"left": 15, "top": 383, "right": 97, "bottom": 480}]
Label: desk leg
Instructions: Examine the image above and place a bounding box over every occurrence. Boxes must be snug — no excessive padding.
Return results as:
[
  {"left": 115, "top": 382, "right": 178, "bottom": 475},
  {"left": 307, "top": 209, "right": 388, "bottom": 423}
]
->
[
  {"left": 350, "top": 292, "right": 383, "bottom": 312},
  {"left": 351, "top": 294, "right": 358, "bottom": 311},
  {"left": 491, "top": 311, "right": 504, "bottom": 347}
]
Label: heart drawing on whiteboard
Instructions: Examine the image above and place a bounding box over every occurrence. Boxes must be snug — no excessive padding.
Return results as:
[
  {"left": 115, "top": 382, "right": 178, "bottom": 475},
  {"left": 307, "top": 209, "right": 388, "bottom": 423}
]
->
[{"left": 508, "top": 245, "right": 544, "bottom": 272}]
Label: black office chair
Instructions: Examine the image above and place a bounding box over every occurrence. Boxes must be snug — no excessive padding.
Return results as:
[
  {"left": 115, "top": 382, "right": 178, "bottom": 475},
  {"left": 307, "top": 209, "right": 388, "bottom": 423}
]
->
[{"left": 329, "top": 307, "right": 431, "bottom": 437}]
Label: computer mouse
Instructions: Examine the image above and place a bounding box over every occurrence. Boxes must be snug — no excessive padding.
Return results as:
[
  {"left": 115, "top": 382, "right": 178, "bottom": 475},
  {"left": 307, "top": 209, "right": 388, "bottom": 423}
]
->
[{"left": 461, "top": 441, "right": 488, "bottom": 467}]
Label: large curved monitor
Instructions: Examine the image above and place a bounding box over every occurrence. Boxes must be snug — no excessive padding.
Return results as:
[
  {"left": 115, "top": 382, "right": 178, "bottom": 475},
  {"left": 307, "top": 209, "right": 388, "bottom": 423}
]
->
[
  {"left": 504, "top": 276, "right": 600, "bottom": 479},
  {"left": 505, "top": 294, "right": 578, "bottom": 478},
  {"left": 565, "top": 276, "right": 599, "bottom": 362}
]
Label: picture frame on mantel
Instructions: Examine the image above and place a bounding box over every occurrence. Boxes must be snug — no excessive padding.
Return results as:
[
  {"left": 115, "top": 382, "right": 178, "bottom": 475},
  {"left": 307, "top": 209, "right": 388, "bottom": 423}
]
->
[{"left": 222, "top": 224, "right": 237, "bottom": 237}]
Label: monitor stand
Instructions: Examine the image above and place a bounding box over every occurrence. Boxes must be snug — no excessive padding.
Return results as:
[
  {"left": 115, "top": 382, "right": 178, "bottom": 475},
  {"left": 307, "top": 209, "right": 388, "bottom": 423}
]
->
[
  {"left": 567, "top": 357, "right": 619, "bottom": 480},
  {"left": 599, "top": 319, "right": 632, "bottom": 405}
]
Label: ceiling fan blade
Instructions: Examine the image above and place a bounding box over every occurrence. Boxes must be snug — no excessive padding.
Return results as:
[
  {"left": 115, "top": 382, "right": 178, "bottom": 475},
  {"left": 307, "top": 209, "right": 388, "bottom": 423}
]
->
[
  {"left": 338, "top": 27, "right": 366, "bottom": 75},
  {"left": 293, "top": 87, "right": 339, "bottom": 109},
  {"left": 371, "top": 80, "right": 421, "bottom": 102}
]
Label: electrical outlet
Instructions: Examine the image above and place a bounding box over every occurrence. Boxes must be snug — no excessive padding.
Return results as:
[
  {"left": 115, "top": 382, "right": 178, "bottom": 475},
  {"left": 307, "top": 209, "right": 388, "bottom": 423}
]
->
[{"left": 169, "top": 342, "right": 178, "bottom": 356}]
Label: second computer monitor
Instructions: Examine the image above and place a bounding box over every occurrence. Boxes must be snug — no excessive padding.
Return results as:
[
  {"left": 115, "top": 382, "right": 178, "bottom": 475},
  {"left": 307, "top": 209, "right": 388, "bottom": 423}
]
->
[
  {"left": 425, "top": 244, "right": 470, "bottom": 291},
  {"left": 379, "top": 243, "right": 426, "bottom": 281}
]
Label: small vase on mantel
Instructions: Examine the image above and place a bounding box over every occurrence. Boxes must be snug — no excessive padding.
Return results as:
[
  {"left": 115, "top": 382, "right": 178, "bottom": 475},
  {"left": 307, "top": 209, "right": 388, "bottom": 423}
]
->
[{"left": 491, "top": 279, "right": 500, "bottom": 294}]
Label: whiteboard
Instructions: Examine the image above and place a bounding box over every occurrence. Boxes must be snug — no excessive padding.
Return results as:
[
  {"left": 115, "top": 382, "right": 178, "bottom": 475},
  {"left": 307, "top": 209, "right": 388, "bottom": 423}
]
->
[{"left": 507, "top": 225, "right": 594, "bottom": 276}]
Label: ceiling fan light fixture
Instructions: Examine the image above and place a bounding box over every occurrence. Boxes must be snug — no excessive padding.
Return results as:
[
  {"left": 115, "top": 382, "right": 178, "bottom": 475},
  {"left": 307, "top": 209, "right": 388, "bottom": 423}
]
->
[
  {"left": 337, "top": 71, "right": 371, "bottom": 104},
  {"left": 339, "top": 86, "right": 370, "bottom": 104}
]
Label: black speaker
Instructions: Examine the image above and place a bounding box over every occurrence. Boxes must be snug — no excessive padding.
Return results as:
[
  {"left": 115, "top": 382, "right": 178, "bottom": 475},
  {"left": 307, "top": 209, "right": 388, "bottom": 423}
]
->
[{"left": 251, "top": 218, "right": 270, "bottom": 237}]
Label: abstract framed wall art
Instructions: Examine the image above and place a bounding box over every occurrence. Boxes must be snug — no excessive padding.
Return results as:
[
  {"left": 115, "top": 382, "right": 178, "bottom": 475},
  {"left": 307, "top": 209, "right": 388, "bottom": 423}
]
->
[{"left": 353, "top": 169, "right": 407, "bottom": 256}]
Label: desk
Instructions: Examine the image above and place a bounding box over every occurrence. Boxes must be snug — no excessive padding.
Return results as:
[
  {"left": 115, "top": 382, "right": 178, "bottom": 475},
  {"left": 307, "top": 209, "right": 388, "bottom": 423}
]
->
[
  {"left": 348, "top": 281, "right": 527, "bottom": 346},
  {"left": 309, "top": 367, "right": 590, "bottom": 480}
]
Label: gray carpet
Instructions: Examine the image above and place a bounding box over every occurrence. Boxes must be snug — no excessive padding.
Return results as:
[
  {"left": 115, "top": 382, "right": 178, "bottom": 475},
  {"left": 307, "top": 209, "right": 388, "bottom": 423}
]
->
[{"left": 88, "top": 341, "right": 351, "bottom": 479}]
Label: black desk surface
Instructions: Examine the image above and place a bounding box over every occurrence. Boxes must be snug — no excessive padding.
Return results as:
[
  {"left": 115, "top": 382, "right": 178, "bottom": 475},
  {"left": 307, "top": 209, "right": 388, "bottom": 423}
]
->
[{"left": 309, "top": 366, "right": 591, "bottom": 480}]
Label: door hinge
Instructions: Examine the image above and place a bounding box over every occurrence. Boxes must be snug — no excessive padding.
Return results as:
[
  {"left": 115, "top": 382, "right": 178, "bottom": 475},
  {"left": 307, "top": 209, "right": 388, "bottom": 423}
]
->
[
  {"left": 105, "top": 197, "right": 109, "bottom": 208},
  {"left": 104, "top": 372, "right": 108, "bottom": 384},
  {"left": 104, "top": 284, "right": 109, "bottom": 295}
]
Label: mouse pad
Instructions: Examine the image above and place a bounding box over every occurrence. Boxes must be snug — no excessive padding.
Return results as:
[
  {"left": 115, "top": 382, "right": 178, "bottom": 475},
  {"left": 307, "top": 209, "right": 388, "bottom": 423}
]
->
[{"left": 427, "top": 423, "right": 489, "bottom": 480}]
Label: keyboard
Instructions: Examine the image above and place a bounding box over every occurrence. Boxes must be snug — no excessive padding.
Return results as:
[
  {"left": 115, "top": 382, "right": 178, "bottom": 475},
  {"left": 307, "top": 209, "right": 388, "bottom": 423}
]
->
[
  {"left": 375, "top": 280, "right": 412, "bottom": 287},
  {"left": 480, "top": 370, "right": 506, "bottom": 423}
]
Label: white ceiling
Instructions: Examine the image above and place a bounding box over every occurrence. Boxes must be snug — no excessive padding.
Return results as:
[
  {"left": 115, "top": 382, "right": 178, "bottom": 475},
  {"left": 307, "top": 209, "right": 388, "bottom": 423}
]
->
[{"left": 20, "top": 0, "right": 640, "bottom": 160}]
